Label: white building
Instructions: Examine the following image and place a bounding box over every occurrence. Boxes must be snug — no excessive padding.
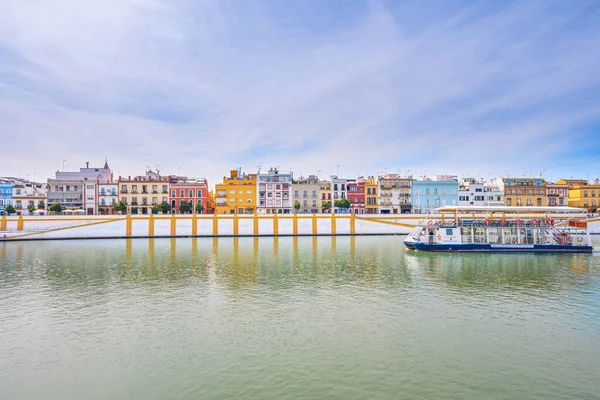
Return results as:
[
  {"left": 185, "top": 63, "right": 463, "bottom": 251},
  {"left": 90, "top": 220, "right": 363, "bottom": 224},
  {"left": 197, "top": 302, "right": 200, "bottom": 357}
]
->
[
  {"left": 330, "top": 175, "right": 352, "bottom": 213},
  {"left": 9, "top": 179, "right": 47, "bottom": 215},
  {"left": 458, "top": 178, "right": 503, "bottom": 207},
  {"left": 257, "top": 167, "right": 293, "bottom": 214}
]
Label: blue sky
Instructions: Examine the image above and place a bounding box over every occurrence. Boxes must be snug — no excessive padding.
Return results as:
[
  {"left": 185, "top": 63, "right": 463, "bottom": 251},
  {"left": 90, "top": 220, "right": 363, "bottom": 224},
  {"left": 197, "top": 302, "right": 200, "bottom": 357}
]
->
[{"left": 1, "top": 0, "right": 600, "bottom": 184}]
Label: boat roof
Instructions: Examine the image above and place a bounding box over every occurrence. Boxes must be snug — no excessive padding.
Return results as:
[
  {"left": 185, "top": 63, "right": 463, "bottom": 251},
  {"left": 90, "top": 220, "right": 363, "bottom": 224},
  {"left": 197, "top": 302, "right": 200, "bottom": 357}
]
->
[{"left": 434, "top": 205, "right": 587, "bottom": 214}]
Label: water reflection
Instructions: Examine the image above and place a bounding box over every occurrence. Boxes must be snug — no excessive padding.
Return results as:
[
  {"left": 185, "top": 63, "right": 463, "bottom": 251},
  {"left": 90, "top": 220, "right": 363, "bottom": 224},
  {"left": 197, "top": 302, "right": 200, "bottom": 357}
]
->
[{"left": 0, "top": 237, "right": 598, "bottom": 296}]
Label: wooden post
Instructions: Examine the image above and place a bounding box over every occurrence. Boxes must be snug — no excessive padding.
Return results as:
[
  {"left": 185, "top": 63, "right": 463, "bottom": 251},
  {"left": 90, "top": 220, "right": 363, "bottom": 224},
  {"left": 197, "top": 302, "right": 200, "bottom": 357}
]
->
[
  {"left": 148, "top": 214, "right": 154, "bottom": 237},
  {"left": 233, "top": 213, "right": 239, "bottom": 236},
  {"left": 17, "top": 215, "right": 24, "bottom": 231},
  {"left": 312, "top": 214, "right": 317, "bottom": 235},
  {"left": 350, "top": 213, "right": 356, "bottom": 235},
  {"left": 126, "top": 214, "right": 132, "bottom": 237},
  {"left": 213, "top": 213, "right": 218, "bottom": 236},
  {"left": 192, "top": 213, "right": 197, "bottom": 236},
  {"left": 293, "top": 213, "right": 298, "bottom": 235},
  {"left": 170, "top": 214, "right": 176, "bottom": 236},
  {"left": 254, "top": 213, "right": 259, "bottom": 235},
  {"left": 331, "top": 213, "right": 336, "bottom": 235},
  {"left": 1, "top": 215, "right": 6, "bottom": 231}
]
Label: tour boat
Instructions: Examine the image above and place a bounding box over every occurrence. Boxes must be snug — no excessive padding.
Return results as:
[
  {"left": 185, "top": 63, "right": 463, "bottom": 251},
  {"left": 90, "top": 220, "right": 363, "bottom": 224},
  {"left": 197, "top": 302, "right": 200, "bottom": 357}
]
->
[{"left": 404, "top": 206, "right": 593, "bottom": 253}]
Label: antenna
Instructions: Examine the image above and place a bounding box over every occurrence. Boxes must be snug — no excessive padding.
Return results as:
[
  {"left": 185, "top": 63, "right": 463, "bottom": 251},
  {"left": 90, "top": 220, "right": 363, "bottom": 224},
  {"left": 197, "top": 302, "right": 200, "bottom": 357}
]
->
[
  {"left": 62, "top": 159, "right": 67, "bottom": 171},
  {"left": 256, "top": 163, "right": 261, "bottom": 174}
]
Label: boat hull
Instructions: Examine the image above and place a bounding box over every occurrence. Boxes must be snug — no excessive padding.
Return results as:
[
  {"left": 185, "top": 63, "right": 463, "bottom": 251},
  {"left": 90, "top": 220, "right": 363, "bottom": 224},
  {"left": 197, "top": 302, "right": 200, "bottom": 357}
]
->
[{"left": 404, "top": 241, "right": 593, "bottom": 253}]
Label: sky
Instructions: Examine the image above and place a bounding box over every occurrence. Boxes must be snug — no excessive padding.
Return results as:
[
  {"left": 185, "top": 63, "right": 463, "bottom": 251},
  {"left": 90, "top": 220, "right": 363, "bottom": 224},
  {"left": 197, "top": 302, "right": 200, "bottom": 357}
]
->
[{"left": 1, "top": 0, "right": 600, "bottom": 185}]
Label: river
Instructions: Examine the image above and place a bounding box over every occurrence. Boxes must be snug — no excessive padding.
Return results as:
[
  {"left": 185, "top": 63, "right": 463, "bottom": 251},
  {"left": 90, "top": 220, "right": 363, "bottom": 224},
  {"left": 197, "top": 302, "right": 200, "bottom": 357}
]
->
[{"left": 1, "top": 236, "right": 599, "bottom": 399}]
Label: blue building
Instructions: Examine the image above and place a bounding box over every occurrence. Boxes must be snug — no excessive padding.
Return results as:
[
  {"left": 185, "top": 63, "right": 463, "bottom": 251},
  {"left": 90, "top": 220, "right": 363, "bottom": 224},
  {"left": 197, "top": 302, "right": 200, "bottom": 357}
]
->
[
  {"left": 0, "top": 181, "right": 13, "bottom": 215},
  {"left": 412, "top": 179, "right": 459, "bottom": 214}
]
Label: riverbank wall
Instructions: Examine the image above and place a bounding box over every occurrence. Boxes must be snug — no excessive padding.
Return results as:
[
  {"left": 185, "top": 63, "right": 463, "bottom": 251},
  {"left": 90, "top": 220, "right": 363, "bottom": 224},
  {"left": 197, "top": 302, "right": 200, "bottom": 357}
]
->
[{"left": 1, "top": 214, "right": 599, "bottom": 241}]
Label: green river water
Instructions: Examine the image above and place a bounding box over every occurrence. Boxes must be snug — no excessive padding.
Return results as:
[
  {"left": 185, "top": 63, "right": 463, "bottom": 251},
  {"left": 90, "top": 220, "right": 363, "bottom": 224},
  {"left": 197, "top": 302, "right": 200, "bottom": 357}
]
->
[{"left": 1, "top": 236, "right": 599, "bottom": 400}]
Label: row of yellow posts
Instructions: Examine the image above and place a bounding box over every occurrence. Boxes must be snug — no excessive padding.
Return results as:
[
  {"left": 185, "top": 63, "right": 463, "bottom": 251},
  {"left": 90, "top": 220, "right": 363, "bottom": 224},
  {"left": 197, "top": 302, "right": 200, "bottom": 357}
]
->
[{"left": 125, "top": 213, "right": 355, "bottom": 237}]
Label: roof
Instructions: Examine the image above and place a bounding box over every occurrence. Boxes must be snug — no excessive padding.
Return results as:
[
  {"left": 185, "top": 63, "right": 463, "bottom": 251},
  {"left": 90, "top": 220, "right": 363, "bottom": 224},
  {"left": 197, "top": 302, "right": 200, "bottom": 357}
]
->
[{"left": 435, "top": 205, "right": 587, "bottom": 214}]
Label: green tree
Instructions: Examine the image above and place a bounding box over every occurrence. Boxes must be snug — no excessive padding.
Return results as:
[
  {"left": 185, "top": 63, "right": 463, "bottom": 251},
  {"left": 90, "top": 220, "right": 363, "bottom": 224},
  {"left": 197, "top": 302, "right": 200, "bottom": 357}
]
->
[
  {"left": 179, "top": 201, "right": 192, "bottom": 214},
  {"left": 321, "top": 201, "right": 331, "bottom": 213},
  {"left": 38, "top": 200, "right": 45, "bottom": 209},
  {"left": 5, "top": 204, "right": 16, "bottom": 214},
  {"left": 334, "top": 198, "right": 351, "bottom": 212},
  {"left": 28, "top": 204, "right": 36, "bottom": 214},
  {"left": 195, "top": 202, "right": 204, "bottom": 214},
  {"left": 49, "top": 202, "right": 63, "bottom": 213},
  {"left": 152, "top": 201, "right": 171, "bottom": 214},
  {"left": 293, "top": 200, "right": 301, "bottom": 214},
  {"left": 113, "top": 200, "right": 128, "bottom": 214}
]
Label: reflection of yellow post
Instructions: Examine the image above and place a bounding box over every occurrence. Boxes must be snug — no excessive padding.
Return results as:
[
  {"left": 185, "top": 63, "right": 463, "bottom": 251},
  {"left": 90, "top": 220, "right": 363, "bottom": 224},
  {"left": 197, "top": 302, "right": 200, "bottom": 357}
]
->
[
  {"left": 148, "top": 238, "right": 154, "bottom": 267},
  {"left": 293, "top": 236, "right": 298, "bottom": 262},
  {"left": 253, "top": 237, "right": 259, "bottom": 266},
  {"left": 1, "top": 215, "right": 6, "bottom": 231},
  {"left": 213, "top": 214, "right": 218, "bottom": 236},
  {"left": 254, "top": 213, "right": 259, "bottom": 235},
  {"left": 212, "top": 237, "right": 218, "bottom": 260},
  {"left": 331, "top": 236, "right": 336, "bottom": 258},
  {"left": 233, "top": 237, "right": 239, "bottom": 265},
  {"left": 350, "top": 235, "right": 356, "bottom": 261},
  {"left": 170, "top": 238, "right": 177, "bottom": 265},
  {"left": 192, "top": 238, "right": 198, "bottom": 266},
  {"left": 312, "top": 236, "right": 318, "bottom": 264},
  {"left": 331, "top": 213, "right": 336, "bottom": 235},
  {"left": 148, "top": 214, "right": 154, "bottom": 237},
  {"left": 273, "top": 237, "right": 279, "bottom": 257},
  {"left": 17, "top": 215, "right": 24, "bottom": 231},
  {"left": 350, "top": 213, "right": 355, "bottom": 235},
  {"left": 16, "top": 243, "right": 23, "bottom": 266},
  {"left": 170, "top": 214, "right": 176, "bottom": 236},
  {"left": 126, "top": 214, "right": 132, "bottom": 237},
  {"left": 293, "top": 214, "right": 298, "bottom": 235},
  {"left": 233, "top": 213, "right": 239, "bottom": 236},
  {"left": 192, "top": 214, "right": 197, "bottom": 236},
  {"left": 0, "top": 243, "right": 6, "bottom": 263},
  {"left": 312, "top": 214, "right": 317, "bottom": 235},
  {"left": 126, "top": 239, "right": 132, "bottom": 263},
  {"left": 273, "top": 213, "right": 278, "bottom": 235}
]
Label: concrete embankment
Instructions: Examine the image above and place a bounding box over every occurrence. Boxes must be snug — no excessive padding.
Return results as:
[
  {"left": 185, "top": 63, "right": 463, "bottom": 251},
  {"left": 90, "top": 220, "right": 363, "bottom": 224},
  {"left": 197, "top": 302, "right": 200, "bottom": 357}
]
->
[{"left": 1, "top": 214, "right": 599, "bottom": 241}]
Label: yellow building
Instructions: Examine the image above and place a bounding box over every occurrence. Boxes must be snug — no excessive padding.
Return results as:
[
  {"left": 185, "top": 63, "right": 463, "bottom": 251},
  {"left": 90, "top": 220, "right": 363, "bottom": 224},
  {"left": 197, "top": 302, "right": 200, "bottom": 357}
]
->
[
  {"left": 502, "top": 177, "right": 547, "bottom": 207},
  {"left": 215, "top": 169, "right": 257, "bottom": 214},
  {"left": 364, "top": 176, "right": 378, "bottom": 214},
  {"left": 319, "top": 181, "right": 332, "bottom": 213},
  {"left": 558, "top": 180, "right": 600, "bottom": 212}
]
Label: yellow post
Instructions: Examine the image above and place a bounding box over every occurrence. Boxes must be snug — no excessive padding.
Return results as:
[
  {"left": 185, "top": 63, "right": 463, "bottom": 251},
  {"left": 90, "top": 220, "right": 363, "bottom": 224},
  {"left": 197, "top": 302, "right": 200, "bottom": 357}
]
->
[
  {"left": 350, "top": 213, "right": 355, "bottom": 235},
  {"left": 148, "top": 214, "right": 154, "bottom": 237},
  {"left": 233, "top": 212, "right": 239, "bottom": 236},
  {"left": 213, "top": 213, "right": 218, "bottom": 236},
  {"left": 312, "top": 214, "right": 317, "bottom": 235},
  {"left": 170, "top": 214, "right": 176, "bottom": 236},
  {"left": 331, "top": 213, "right": 336, "bottom": 235},
  {"left": 17, "top": 215, "right": 23, "bottom": 231},
  {"left": 0, "top": 215, "right": 6, "bottom": 231},
  {"left": 273, "top": 213, "right": 278, "bottom": 235},
  {"left": 192, "top": 213, "right": 197, "bottom": 236},
  {"left": 126, "top": 239, "right": 132, "bottom": 263},
  {"left": 126, "top": 214, "right": 132, "bottom": 237},
  {"left": 293, "top": 213, "right": 298, "bottom": 235},
  {"left": 254, "top": 213, "right": 259, "bottom": 235}
]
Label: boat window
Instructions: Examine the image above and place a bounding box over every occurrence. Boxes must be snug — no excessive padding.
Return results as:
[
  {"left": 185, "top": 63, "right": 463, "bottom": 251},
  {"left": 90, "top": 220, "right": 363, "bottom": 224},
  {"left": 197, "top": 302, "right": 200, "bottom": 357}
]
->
[{"left": 446, "top": 229, "right": 453, "bottom": 235}]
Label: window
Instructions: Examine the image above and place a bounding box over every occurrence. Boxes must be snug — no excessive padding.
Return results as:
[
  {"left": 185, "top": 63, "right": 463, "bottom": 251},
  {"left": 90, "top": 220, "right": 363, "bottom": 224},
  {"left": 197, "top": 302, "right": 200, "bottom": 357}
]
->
[
  {"left": 303, "top": 191, "right": 308, "bottom": 197},
  {"left": 198, "top": 190, "right": 203, "bottom": 197},
  {"left": 446, "top": 229, "right": 453, "bottom": 235},
  {"left": 434, "top": 188, "right": 438, "bottom": 195},
  {"left": 425, "top": 188, "right": 430, "bottom": 195},
  {"left": 229, "top": 190, "right": 235, "bottom": 194},
  {"left": 246, "top": 190, "right": 252, "bottom": 194},
  {"left": 171, "top": 190, "right": 176, "bottom": 197},
  {"left": 312, "top": 191, "right": 317, "bottom": 197},
  {"left": 189, "top": 190, "right": 193, "bottom": 197},
  {"left": 475, "top": 188, "right": 482, "bottom": 192},
  {"left": 584, "top": 190, "right": 588, "bottom": 197},
  {"left": 294, "top": 191, "right": 299, "bottom": 197},
  {"left": 180, "top": 190, "right": 184, "bottom": 198},
  {"left": 87, "top": 185, "right": 94, "bottom": 190},
  {"left": 507, "top": 198, "right": 512, "bottom": 206},
  {"left": 229, "top": 199, "right": 235, "bottom": 203}
]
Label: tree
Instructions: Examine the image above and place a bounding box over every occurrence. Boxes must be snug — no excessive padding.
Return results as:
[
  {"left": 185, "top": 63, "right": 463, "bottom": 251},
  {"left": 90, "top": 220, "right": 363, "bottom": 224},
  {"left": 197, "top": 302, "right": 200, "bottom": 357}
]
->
[
  {"left": 28, "top": 204, "right": 36, "bottom": 214},
  {"left": 334, "top": 198, "right": 351, "bottom": 212},
  {"left": 113, "top": 200, "right": 128, "bottom": 214},
  {"left": 321, "top": 201, "right": 331, "bottom": 213},
  {"left": 179, "top": 201, "right": 192, "bottom": 214},
  {"left": 152, "top": 201, "right": 171, "bottom": 214},
  {"left": 195, "top": 202, "right": 204, "bottom": 214},
  {"left": 38, "top": 200, "right": 45, "bottom": 209},
  {"left": 49, "top": 202, "right": 62, "bottom": 213},
  {"left": 5, "top": 204, "right": 16, "bottom": 214},
  {"left": 293, "top": 200, "right": 301, "bottom": 214}
]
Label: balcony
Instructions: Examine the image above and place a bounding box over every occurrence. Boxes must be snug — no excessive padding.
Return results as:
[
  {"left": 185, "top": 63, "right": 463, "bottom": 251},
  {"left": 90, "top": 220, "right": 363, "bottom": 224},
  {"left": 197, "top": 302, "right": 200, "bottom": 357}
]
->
[
  {"left": 142, "top": 190, "right": 148, "bottom": 194},
  {"left": 131, "top": 202, "right": 138, "bottom": 206},
  {"left": 152, "top": 190, "right": 158, "bottom": 194},
  {"left": 131, "top": 190, "right": 138, "bottom": 194},
  {"left": 120, "top": 189, "right": 128, "bottom": 193},
  {"left": 162, "top": 190, "right": 168, "bottom": 194}
]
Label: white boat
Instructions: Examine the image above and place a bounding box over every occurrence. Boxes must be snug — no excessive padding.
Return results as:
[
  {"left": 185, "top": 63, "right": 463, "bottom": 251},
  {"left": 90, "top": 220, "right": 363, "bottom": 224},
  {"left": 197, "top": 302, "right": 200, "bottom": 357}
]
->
[{"left": 404, "top": 206, "right": 593, "bottom": 253}]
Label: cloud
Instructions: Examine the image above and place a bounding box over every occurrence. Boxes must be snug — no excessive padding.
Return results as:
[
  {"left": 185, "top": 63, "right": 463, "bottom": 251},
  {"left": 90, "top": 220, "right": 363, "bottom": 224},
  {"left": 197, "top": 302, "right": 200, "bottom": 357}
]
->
[{"left": 1, "top": 0, "right": 599, "bottom": 185}]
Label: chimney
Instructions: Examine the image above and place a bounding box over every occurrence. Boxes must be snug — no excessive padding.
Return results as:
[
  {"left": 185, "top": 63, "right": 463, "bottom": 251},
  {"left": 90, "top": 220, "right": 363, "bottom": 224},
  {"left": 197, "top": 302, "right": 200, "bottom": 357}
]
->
[{"left": 86, "top": 162, "right": 89, "bottom": 168}]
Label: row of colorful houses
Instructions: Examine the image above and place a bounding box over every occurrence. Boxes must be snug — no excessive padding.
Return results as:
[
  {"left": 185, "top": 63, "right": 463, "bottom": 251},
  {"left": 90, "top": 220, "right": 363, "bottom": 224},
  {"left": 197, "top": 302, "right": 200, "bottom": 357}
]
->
[{"left": 1, "top": 161, "right": 600, "bottom": 215}]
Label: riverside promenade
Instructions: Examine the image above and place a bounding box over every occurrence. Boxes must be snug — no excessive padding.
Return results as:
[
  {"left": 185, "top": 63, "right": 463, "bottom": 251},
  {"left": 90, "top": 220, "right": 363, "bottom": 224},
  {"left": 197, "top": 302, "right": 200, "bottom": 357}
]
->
[{"left": 2, "top": 213, "right": 600, "bottom": 241}]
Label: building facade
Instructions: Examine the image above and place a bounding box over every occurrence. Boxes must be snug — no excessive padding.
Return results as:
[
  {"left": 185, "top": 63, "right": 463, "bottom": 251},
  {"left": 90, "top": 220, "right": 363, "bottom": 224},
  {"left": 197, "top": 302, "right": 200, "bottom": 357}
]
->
[
  {"left": 118, "top": 171, "right": 170, "bottom": 214},
  {"left": 0, "top": 181, "right": 13, "bottom": 214},
  {"left": 169, "top": 178, "right": 209, "bottom": 214},
  {"left": 412, "top": 179, "right": 458, "bottom": 214},
  {"left": 257, "top": 168, "right": 293, "bottom": 214},
  {"left": 546, "top": 182, "right": 569, "bottom": 207},
  {"left": 215, "top": 169, "right": 257, "bottom": 215},
  {"left": 563, "top": 181, "right": 600, "bottom": 212},
  {"left": 364, "top": 177, "right": 378, "bottom": 214},
  {"left": 98, "top": 183, "right": 118, "bottom": 214},
  {"left": 319, "top": 181, "right": 332, "bottom": 213},
  {"left": 11, "top": 180, "right": 46, "bottom": 215},
  {"left": 378, "top": 174, "right": 412, "bottom": 214},
  {"left": 292, "top": 175, "right": 320, "bottom": 214},
  {"left": 502, "top": 178, "right": 547, "bottom": 207},
  {"left": 347, "top": 178, "right": 365, "bottom": 214}
]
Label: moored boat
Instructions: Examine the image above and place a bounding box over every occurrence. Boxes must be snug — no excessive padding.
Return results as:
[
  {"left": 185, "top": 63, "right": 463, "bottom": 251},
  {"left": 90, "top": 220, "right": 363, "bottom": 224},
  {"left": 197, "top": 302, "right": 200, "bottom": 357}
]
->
[{"left": 403, "top": 206, "right": 593, "bottom": 253}]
